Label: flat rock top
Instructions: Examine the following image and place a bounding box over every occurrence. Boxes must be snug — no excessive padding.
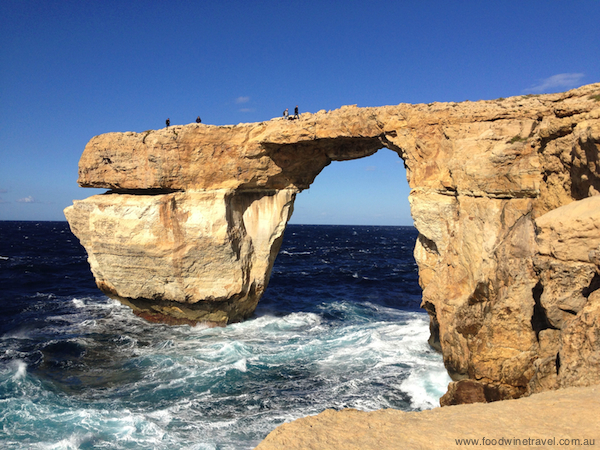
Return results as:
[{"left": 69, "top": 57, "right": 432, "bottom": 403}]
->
[
  {"left": 77, "top": 83, "right": 600, "bottom": 192},
  {"left": 255, "top": 385, "right": 600, "bottom": 449}
]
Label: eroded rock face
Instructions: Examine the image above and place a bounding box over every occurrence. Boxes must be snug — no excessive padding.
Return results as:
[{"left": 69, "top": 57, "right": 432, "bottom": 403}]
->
[
  {"left": 527, "top": 195, "right": 600, "bottom": 392},
  {"left": 65, "top": 189, "right": 296, "bottom": 325},
  {"left": 65, "top": 83, "right": 600, "bottom": 401}
]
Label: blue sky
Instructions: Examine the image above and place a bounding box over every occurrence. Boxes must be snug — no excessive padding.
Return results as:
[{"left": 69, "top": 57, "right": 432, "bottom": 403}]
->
[{"left": 1, "top": 1, "right": 598, "bottom": 225}]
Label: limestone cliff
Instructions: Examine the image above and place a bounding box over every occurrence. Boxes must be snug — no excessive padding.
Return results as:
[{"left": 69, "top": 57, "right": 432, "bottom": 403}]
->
[{"left": 65, "top": 83, "right": 600, "bottom": 403}]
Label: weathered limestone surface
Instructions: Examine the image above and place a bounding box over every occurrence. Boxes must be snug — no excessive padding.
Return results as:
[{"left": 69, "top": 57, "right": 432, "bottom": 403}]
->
[
  {"left": 255, "top": 385, "right": 600, "bottom": 450},
  {"left": 65, "top": 189, "right": 295, "bottom": 324},
  {"left": 65, "top": 83, "right": 600, "bottom": 402},
  {"left": 528, "top": 195, "right": 600, "bottom": 392}
]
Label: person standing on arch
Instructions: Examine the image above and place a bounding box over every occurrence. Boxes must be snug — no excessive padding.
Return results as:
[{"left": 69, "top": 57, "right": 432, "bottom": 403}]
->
[
  {"left": 166, "top": 118, "right": 170, "bottom": 128},
  {"left": 196, "top": 116, "right": 201, "bottom": 123},
  {"left": 294, "top": 105, "right": 299, "bottom": 119}
]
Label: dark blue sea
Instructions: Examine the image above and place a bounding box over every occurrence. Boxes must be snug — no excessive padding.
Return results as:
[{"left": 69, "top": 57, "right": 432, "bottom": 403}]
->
[{"left": 0, "top": 221, "right": 450, "bottom": 449}]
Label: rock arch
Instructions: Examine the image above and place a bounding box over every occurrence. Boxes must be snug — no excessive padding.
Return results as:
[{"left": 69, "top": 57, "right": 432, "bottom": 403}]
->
[{"left": 65, "top": 83, "right": 600, "bottom": 403}]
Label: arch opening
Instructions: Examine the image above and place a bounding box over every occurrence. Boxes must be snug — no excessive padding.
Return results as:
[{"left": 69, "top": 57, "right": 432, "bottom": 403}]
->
[
  {"left": 263, "top": 147, "right": 423, "bottom": 315},
  {"left": 254, "top": 148, "right": 451, "bottom": 409},
  {"left": 290, "top": 148, "right": 413, "bottom": 226}
]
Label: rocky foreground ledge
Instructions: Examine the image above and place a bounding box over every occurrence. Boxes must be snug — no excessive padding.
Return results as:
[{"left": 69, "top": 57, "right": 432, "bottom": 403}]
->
[
  {"left": 255, "top": 385, "right": 600, "bottom": 450},
  {"left": 65, "top": 83, "right": 600, "bottom": 404}
]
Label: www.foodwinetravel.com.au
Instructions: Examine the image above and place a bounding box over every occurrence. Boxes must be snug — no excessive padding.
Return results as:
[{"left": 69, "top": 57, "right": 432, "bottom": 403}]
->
[{"left": 455, "top": 437, "right": 596, "bottom": 446}]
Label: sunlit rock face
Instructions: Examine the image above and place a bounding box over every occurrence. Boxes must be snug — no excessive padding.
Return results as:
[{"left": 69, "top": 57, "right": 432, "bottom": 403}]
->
[
  {"left": 65, "top": 189, "right": 296, "bottom": 325},
  {"left": 65, "top": 83, "right": 600, "bottom": 402}
]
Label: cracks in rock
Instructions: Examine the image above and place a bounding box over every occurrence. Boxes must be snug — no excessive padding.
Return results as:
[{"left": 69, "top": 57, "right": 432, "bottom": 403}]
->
[
  {"left": 141, "top": 130, "right": 154, "bottom": 144},
  {"left": 422, "top": 301, "right": 442, "bottom": 353},
  {"left": 378, "top": 132, "right": 398, "bottom": 150},
  {"left": 538, "top": 123, "right": 575, "bottom": 149},
  {"left": 378, "top": 133, "right": 409, "bottom": 169},
  {"left": 553, "top": 108, "right": 588, "bottom": 119},
  {"left": 570, "top": 134, "right": 600, "bottom": 199},
  {"left": 225, "top": 196, "right": 245, "bottom": 262},
  {"left": 439, "top": 186, "right": 458, "bottom": 197},
  {"left": 435, "top": 189, "right": 536, "bottom": 200},
  {"left": 496, "top": 202, "right": 534, "bottom": 253},
  {"left": 418, "top": 234, "right": 439, "bottom": 255},
  {"left": 456, "top": 278, "right": 492, "bottom": 338},
  {"left": 468, "top": 281, "right": 490, "bottom": 305},
  {"left": 536, "top": 131, "right": 571, "bottom": 200},
  {"left": 558, "top": 307, "right": 578, "bottom": 316},
  {"left": 582, "top": 272, "right": 600, "bottom": 298},
  {"left": 531, "top": 281, "right": 559, "bottom": 341}
]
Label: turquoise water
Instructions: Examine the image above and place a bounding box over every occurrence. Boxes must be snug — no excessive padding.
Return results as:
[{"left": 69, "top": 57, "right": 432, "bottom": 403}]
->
[{"left": 0, "top": 223, "right": 451, "bottom": 449}]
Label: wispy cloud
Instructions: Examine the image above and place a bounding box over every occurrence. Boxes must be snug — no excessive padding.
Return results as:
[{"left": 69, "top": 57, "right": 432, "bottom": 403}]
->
[
  {"left": 524, "top": 73, "right": 585, "bottom": 94},
  {"left": 365, "top": 166, "right": 377, "bottom": 172},
  {"left": 0, "top": 189, "right": 7, "bottom": 194},
  {"left": 235, "top": 96, "right": 250, "bottom": 104},
  {"left": 17, "top": 196, "right": 36, "bottom": 203},
  {"left": 239, "top": 108, "right": 255, "bottom": 113}
]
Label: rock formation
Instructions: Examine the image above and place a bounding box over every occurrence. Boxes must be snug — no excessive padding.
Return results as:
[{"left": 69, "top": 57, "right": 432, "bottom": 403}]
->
[
  {"left": 65, "top": 83, "right": 600, "bottom": 402},
  {"left": 254, "top": 385, "right": 600, "bottom": 450}
]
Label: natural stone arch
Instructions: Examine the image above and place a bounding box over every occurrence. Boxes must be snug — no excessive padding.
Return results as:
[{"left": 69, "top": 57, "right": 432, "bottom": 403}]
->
[
  {"left": 65, "top": 83, "right": 600, "bottom": 403},
  {"left": 68, "top": 128, "right": 408, "bottom": 325}
]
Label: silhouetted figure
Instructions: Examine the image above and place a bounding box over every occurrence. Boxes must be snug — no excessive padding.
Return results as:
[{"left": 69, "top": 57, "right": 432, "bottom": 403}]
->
[
  {"left": 196, "top": 116, "right": 201, "bottom": 123},
  {"left": 166, "top": 118, "right": 170, "bottom": 128},
  {"left": 294, "top": 105, "right": 299, "bottom": 119}
]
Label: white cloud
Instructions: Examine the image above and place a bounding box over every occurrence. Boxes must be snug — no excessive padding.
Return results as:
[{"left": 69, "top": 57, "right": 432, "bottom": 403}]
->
[
  {"left": 235, "top": 96, "right": 250, "bottom": 104},
  {"left": 17, "top": 196, "right": 35, "bottom": 203},
  {"left": 365, "top": 166, "right": 377, "bottom": 171},
  {"left": 525, "top": 73, "right": 585, "bottom": 94}
]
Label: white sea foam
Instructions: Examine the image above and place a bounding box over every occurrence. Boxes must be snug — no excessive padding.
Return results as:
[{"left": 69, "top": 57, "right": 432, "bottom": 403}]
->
[
  {"left": 2, "top": 295, "right": 449, "bottom": 450},
  {"left": 146, "top": 409, "right": 173, "bottom": 426},
  {"left": 232, "top": 358, "right": 248, "bottom": 372},
  {"left": 280, "top": 250, "right": 312, "bottom": 256},
  {"left": 39, "top": 433, "right": 97, "bottom": 450},
  {"left": 11, "top": 360, "right": 27, "bottom": 381}
]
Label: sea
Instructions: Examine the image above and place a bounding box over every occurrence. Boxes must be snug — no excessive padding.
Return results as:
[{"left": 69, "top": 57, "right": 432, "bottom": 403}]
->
[{"left": 0, "top": 221, "right": 451, "bottom": 449}]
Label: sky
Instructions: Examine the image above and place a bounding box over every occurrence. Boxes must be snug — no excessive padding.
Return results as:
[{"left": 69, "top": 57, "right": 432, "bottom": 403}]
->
[{"left": 1, "top": 1, "right": 599, "bottom": 225}]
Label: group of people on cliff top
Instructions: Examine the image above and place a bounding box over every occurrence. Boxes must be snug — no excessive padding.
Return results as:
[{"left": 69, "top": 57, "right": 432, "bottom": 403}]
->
[
  {"left": 165, "top": 107, "right": 299, "bottom": 129},
  {"left": 165, "top": 116, "right": 201, "bottom": 128},
  {"left": 283, "top": 106, "right": 299, "bottom": 120}
]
